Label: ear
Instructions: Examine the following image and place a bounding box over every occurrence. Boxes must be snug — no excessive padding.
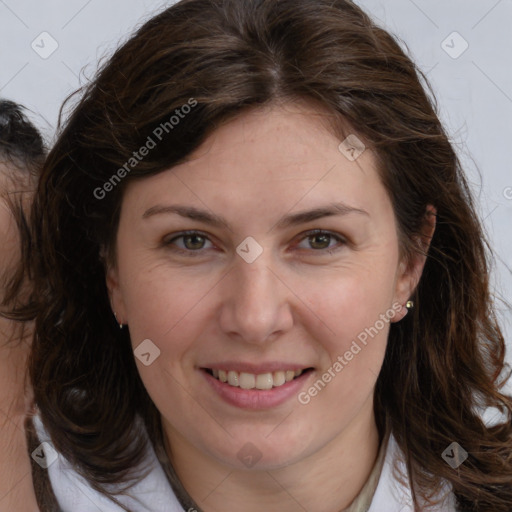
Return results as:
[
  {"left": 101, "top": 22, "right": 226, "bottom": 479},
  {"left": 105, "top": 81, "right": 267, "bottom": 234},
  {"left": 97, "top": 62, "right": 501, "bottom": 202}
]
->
[
  {"left": 102, "top": 247, "right": 127, "bottom": 325},
  {"left": 391, "top": 205, "right": 436, "bottom": 322}
]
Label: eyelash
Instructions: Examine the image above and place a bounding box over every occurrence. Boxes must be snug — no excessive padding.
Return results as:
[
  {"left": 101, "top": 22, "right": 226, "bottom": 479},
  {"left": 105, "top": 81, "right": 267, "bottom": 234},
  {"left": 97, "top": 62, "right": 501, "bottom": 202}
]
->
[{"left": 162, "top": 229, "right": 347, "bottom": 257}]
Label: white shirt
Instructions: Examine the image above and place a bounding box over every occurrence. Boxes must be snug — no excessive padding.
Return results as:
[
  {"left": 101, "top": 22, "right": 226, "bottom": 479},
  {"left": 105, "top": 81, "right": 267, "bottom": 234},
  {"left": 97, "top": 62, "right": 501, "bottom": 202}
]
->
[{"left": 33, "top": 415, "right": 457, "bottom": 512}]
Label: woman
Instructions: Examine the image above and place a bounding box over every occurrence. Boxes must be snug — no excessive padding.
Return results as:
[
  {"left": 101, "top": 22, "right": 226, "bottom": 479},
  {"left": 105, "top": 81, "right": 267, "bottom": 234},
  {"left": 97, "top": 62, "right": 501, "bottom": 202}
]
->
[
  {"left": 27, "top": 0, "right": 512, "bottom": 511},
  {"left": 0, "top": 99, "right": 43, "bottom": 512}
]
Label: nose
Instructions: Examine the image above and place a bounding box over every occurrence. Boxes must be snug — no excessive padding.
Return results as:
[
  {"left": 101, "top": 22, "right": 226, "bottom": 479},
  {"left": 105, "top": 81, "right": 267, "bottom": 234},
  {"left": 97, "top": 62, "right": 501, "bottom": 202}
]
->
[{"left": 218, "top": 251, "right": 294, "bottom": 345}]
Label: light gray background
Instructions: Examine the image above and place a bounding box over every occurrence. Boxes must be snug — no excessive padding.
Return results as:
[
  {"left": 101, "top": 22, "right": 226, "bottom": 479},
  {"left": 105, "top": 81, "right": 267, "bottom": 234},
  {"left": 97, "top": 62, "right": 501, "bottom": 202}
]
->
[{"left": 1, "top": 0, "right": 511, "bottom": 377}]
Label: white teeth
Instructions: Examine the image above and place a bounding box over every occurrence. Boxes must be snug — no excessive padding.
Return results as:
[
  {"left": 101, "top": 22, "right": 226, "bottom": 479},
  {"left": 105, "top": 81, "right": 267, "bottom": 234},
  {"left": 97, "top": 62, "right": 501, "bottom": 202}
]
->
[
  {"left": 239, "top": 372, "right": 255, "bottom": 389},
  {"left": 227, "top": 371, "right": 239, "bottom": 386},
  {"left": 255, "top": 373, "right": 273, "bottom": 390},
  {"left": 273, "top": 371, "right": 286, "bottom": 386},
  {"left": 210, "top": 369, "right": 305, "bottom": 389}
]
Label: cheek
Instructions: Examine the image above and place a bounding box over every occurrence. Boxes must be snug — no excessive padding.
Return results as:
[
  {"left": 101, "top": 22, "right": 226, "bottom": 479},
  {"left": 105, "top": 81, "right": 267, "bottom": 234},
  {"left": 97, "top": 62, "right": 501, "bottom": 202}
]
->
[
  {"left": 120, "top": 244, "right": 398, "bottom": 352},
  {"left": 296, "top": 272, "right": 392, "bottom": 430},
  {"left": 120, "top": 259, "right": 218, "bottom": 356},
  {"left": 121, "top": 265, "right": 211, "bottom": 416},
  {"left": 304, "top": 260, "right": 398, "bottom": 354}
]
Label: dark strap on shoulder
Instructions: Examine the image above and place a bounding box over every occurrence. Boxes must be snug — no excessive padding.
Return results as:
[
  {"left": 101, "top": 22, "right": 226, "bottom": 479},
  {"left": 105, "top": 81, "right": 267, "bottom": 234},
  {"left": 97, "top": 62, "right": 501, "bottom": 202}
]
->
[{"left": 24, "top": 415, "right": 63, "bottom": 512}]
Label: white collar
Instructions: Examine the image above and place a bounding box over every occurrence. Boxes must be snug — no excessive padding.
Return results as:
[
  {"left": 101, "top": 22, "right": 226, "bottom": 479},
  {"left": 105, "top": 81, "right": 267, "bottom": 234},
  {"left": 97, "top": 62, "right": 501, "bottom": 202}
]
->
[
  {"left": 33, "top": 414, "right": 184, "bottom": 512},
  {"left": 33, "top": 414, "right": 455, "bottom": 512},
  {"left": 368, "top": 433, "right": 456, "bottom": 512}
]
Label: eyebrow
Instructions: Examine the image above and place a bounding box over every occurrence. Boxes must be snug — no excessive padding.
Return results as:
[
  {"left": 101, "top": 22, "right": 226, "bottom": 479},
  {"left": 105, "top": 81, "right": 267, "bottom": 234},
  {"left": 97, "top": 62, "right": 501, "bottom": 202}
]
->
[{"left": 142, "top": 201, "right": 369, "bottom": 231}]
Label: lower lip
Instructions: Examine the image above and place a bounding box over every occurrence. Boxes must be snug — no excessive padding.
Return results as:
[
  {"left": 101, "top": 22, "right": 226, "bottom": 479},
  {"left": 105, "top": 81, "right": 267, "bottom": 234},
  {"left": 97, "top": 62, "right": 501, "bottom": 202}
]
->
[{"left": 201, "top": 369, "right": 313, "bottom": 410}]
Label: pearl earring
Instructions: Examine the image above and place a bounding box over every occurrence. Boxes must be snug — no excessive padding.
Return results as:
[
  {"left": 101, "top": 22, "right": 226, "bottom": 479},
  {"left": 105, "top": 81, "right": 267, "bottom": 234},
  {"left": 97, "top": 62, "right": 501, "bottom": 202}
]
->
[{"left": 114, "top": 312, "right": 124, "bottom": 329}]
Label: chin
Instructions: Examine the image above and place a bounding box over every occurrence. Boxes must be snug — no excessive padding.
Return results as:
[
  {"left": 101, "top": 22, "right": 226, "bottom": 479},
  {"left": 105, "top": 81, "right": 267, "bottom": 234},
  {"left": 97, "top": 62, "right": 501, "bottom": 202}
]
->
[{"left": 203, "top": 429, "right": 314, "bottom": 471}]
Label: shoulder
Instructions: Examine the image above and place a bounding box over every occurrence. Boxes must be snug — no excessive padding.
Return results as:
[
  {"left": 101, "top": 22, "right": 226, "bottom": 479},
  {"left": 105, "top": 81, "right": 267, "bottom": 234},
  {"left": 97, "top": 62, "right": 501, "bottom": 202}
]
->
[
  {"left": 369, "top": 432, "right": 457, "bottom": 512},
  {"left": 33, "top": 414, "right": 458, "bottom": 512},
  {"left": 32, "top": 414, "right": 185, "bottom": 512}
]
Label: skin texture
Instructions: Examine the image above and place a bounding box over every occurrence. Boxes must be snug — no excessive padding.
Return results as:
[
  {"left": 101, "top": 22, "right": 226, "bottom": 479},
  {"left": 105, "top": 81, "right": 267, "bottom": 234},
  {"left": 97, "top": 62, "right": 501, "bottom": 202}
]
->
[
  {"left": 0, "top": 170, "right": 37, "bottom": 512},
  {"left": 108, "top": 101, "right": 434, "bottom": 512}
]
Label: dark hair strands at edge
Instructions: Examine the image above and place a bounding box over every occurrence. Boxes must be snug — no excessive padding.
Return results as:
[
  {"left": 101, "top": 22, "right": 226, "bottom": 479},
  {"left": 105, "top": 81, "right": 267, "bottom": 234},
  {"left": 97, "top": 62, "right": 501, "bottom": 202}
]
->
[
  {"left": 0, "top": 99, "right": 44, "bottom": 331},
  {"left": 25, "top": 0, "right": 512, "bottom": 511},
  {"left": 0, "top": 99, "right": 50, "bottom": 505}
]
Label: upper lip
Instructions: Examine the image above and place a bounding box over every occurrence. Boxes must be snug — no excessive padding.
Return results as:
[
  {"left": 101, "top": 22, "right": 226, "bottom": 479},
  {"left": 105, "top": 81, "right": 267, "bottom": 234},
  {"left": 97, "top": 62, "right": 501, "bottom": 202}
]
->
[{"left": 200, "top": 362, "right": 313, "bottom": 374}]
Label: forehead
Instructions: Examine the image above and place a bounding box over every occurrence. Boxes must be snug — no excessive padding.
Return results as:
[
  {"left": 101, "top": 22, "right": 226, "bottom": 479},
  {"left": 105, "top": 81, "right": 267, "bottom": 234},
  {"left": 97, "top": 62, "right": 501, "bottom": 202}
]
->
[
  {"left": 189, "top": 102, "right": 368, "bottom": 173},
  {"left": 123, "top": 101, "right": 388, "bottom": 215}
]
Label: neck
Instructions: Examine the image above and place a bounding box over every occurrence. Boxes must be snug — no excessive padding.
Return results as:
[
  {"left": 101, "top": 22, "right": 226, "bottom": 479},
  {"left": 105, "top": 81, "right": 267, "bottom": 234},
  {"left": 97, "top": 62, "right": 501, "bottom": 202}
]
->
[{"left": 165, "top": 394, "right": 380, "bottom": 512}]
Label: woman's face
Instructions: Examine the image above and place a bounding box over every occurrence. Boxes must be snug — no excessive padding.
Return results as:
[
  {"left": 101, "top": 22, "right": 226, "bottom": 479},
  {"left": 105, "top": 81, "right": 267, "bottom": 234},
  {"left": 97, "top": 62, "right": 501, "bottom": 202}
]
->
[{"left": 108, "top": 102, "right": 423, "bottom": 470}]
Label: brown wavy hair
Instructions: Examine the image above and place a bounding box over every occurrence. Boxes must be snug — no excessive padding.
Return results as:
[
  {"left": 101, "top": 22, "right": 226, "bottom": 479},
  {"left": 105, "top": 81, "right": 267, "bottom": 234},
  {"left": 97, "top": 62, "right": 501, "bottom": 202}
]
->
[{"left": 27, "top": 0, "right": 512, "bottom": 510}]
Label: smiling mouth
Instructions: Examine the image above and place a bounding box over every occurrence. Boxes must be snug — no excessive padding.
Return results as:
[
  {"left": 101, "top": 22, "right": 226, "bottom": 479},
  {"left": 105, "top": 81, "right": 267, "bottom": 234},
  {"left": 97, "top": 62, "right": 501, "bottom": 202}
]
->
[{"left": 203, "top": 368, "right": 314, "bottom": 390}]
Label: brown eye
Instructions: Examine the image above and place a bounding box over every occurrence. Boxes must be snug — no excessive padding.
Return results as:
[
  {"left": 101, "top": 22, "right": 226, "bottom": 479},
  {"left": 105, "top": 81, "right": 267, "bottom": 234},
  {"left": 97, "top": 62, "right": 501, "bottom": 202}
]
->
[
  {"left": 308, "top": 233, "right": 331, "bottom": 250},
  {"left": 182, "top": 234, "right": 206, "bottom": 250},
  {"left": 296, "top": 230, "right": 346, "bottom": 253},
  {"left": 164, "top": 231, "right": 214, "bottom": 254}
]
